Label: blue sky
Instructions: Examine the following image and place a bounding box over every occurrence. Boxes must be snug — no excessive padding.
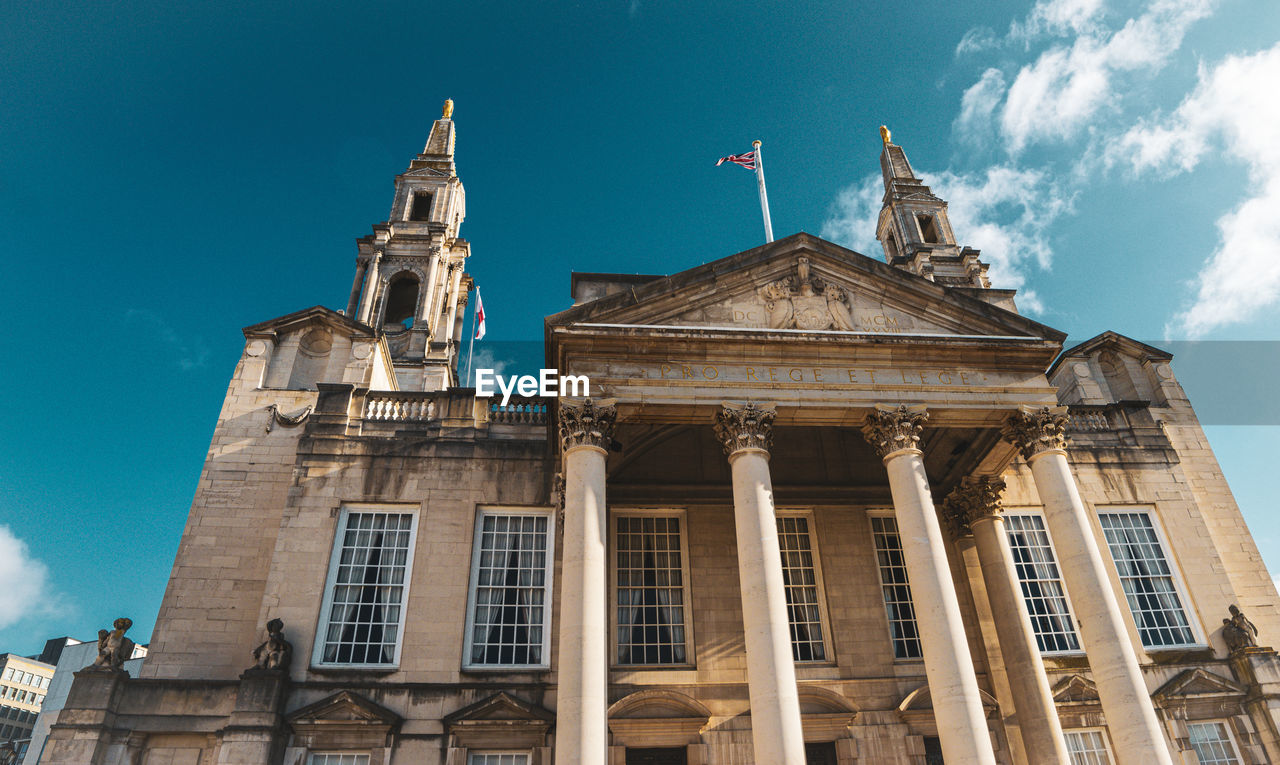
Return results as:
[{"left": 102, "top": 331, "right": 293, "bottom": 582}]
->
[{"left": 1, "top": 0, "right": 1278, "bottom": 656}]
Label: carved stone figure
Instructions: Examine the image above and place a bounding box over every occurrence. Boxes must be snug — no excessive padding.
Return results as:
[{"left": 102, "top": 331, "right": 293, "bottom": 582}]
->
[
  {"left": 91, "top": 617, "right": 135, "bottom": 671},
  {"left": 825, "top": 284, "right": 856, "bottom": 331},
  {"left": 756, "top": 257, "right": 855, "bottom": 331},
  {"left": 251, "top": 618, "right": 293, "bottom": 671},
  {"left": 1222, "top": 604, "right": 1259, "bottom": 653}
]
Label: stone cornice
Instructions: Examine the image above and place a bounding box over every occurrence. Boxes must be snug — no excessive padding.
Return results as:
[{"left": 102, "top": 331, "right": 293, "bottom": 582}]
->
[
  {"left": 558, "top": 398, "right": 617, "bottom": 453},
  {"left": 940, "top": 476, "right": 1006, "bottom": 538},
  {"left": 1003, "top": 405, "right": 1071, "bottom": 460},
  {"left": 714, "top": 402, "right": 776, "bottom": 457},
  {"left": 861, "top": 404, "right": 928, "bottom": 460}
]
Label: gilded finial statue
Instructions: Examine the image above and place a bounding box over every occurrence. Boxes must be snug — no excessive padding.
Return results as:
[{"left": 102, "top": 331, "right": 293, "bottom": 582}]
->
[
  {"left": 880, "top": 125, "right": 891, "bottom": 144},
  {"left": 442, "top": 99, "right": 454, "bottom": 119}
]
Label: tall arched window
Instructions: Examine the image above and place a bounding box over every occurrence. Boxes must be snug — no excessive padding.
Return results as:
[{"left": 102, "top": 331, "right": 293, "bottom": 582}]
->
[{"left": 383, "top": 275, "right": 420, "bottom": 330}]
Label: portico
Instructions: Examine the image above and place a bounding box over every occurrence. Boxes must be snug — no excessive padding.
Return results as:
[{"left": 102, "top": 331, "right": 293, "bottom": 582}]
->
[{"left": 548, "top": 235, "right": 1172, "bottom": 764}]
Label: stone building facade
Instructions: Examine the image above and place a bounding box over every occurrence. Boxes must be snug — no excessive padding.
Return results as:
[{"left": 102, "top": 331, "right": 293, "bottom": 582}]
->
[{"left": 38, "top": 106, "right": 1280, "bottom": 764}]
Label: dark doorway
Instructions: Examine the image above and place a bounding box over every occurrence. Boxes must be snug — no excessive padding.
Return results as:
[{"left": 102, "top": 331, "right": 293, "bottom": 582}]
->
[
  {"left": 625, "top": 748, "right": 687, "bottom": 765},
  {"left": 924, "top": 736, "right": 945, "bottom": 764},
  {"left": 805, "top": 741, "right": 839, "bottom": 764}
]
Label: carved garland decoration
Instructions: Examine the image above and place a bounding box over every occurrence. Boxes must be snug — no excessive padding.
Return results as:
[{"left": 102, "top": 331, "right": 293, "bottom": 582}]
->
[
  {"left": 1002, "top": 405, "right": 1071, "bottom": 460},
  {"left": 939, "top": 476, "right": 1006, "bottom": 539},
  {"left": 860, "top": 404, "right": 928, "bottom": 459},
  {"left": 714, "top": 402, "right": 776, "bottom": 456},
  {"left": 266, "top": 404, "right": 314, "bottom": 433},
  {"left": 558, "top": 399, "right": 618, "bottom": 453}
]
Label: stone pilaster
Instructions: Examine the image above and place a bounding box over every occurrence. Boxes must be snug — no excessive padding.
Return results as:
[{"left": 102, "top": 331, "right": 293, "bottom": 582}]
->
[
  {"left": 1004, "top": 405, "right": 1174, "bottom": 765},
  {"left": 555, "top": 398, "right": 616, "bottom": 765},
  {"left": 861, "top": 404, "right": 997, "bottom": 765},
  {"left": 714, "top": 402, "right": 806, "bottom": 764},
  {"left": 217, "top": 669, "right": 289, "bottom": 764},
  {"left": 39, "top": 668, "right": 129, "bottom": 765},
  {"left": 943, "top": 477, "right": 1070, "bottom": 765}
]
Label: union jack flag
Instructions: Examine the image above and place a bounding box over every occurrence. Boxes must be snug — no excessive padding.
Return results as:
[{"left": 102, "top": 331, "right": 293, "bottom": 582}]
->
[{"left": 716, "top": 150, "right": 756, "bottom": 170}]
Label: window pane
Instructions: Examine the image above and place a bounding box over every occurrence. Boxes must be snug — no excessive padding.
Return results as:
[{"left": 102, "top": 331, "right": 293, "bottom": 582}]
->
[
  {"left": 1005, "top": 514, "right": 1081, "bottom": 653},
  {"left": 616, "top": 515, "right": 688, "bottom": 664},
  {"left": 870, "top": 516, "right": 923, "bottom": 659},
  {"left": 1098, "top": 512, "right": 1195, "bottom": 648},
  {"left": 777, "top": 516, "right": 827, "bottom": 662},
  {"left": 1064, "top": 729, "right": 1114, "bottom": 765},
  {"left": 319, "top": 511, "right": 414, "bottom": 665},
  {"left": 468, "top": 512, "right": 551, "bottom": 666},
  {"left": 468, "top": 754, "right": 530, "bottom": 765},
  {"left": 1188, "top": 722, "right": 1241, "bottom": 764}
]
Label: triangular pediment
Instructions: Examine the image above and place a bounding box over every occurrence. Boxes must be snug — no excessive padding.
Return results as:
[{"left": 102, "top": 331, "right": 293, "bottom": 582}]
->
[
  {"left": 444, "top": 692, "right": 554, "bottom": 724},
  {"left": 1052, "top": 675, "right": 1101, "bottom": 703},
  {"left": 549, "top": 233, "right": 1063, "bottom": 343},
  {"left": 243, "top": 305, "right": 376, "bottom": 340},
  {"left": 1153, "top": 668, "right": 1245, "bottom": 700},
  {"left": 403, "top": 166, "right": 450, "bottom": 178},
  {"left": 286, "top": 690, "right": 401, "bottom": 726}
]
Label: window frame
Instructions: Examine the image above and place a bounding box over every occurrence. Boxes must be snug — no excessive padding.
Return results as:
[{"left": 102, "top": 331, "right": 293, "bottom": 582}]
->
[
  {"left": 1063, "top": 727, "right": 1115, "bottom": 764},
  {"left": 1004, "top": 509, "right": 1085, "bottom": 656},
  {"left": 311, "top": 503, "right": 420, "bottom": 670},
  {"left": 306, "top": 754, "right": 372, "bottom": 765},
  {"left": 775, "top": 509, "right": 835, "bottom": 664},
  {"left": 867, "top": 510, "right": 924, "bottom": 661},
  {"left": 609, "top": 508, "right": 696, "bottom": 669},
  {"left": 466, "top": 751, "right": 533, "bottom": 765},
  {"left": 461, "top": 505, "right": 556, "bottom": 671},
  {"left": 1095, "top": 505, "right": 1205, "bottom": 650},
  {"left": 1186, "top": 720, "right": 1244, "bottom": 764}
]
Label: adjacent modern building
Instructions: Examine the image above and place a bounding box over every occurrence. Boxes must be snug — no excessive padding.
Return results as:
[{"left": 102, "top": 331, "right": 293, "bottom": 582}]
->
[
  {"left": 38, "top": 105, "right": 1280, "bottom": 764},
  {"left": 0, "top": 654, "right": 54, "bottom": 747}
]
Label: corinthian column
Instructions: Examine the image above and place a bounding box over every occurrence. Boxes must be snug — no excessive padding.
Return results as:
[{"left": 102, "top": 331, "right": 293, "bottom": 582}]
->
[
  {"left": 1003, "top": 405, "right": 1172, "bottom": 765},
  {"left": 714, "top": 402, "right": 806, "bottom": 765},
  {"left": 555, "top": 398, "right": 616, "bottom": 765},
  {"left": 942, "top": 477, "right": 1069, "bottom": 764},
  {"left": 861, "top": 404, "right": 997, "bottom": 765}
]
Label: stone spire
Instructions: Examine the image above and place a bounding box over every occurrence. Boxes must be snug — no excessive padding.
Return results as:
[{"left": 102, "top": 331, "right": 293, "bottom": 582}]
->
[
  {"left": 875, "top": 128, "right": 991, "bottom": 289},
  {"left": 345, "top": 99, "right": 472, "bottom": 391}
]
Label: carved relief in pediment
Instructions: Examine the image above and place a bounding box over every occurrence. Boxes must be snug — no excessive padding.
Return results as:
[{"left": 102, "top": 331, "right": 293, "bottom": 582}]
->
[{"left": 757, "top": 257, "right": 856, "bottom": 331}]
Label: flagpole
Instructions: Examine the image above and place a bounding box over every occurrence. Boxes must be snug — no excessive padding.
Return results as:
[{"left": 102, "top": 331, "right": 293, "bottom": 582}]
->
[
  {"left": 753, "top": 139, "right": 774, "bottom": 243},
  {"left": 464, "top": 287, "right": 478, "bottom": 387}
]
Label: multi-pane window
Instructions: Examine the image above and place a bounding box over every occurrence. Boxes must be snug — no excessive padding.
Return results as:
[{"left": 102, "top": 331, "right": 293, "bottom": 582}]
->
[
  {"left": 468, "top": 754, "right": 530, "bottom": 765},
  {"left": 1006, "top": 513, "right": 1081, "bottom": 653},
  {"left": 1188, "top": 722, "right": 1242, "bottom": 764},
  {"left": 870, "top": 516, "right": 923, "bottom": 659},
  {"left": 777, "top": 515, "right": 827, "bottom": 662},
  {"left": 1064, "top": 729, "right": 1114, "bottom": 764},
  {"left": 1098, "top": 511, "right": 1196, "bottom": 648},
  {"left": 308, "top": 755, "right": 371, "bottom": 765},
  {"left": 465, "top": 510, "right": 553, "bottom": 667},
  {"left": 315, "top": 508, "right": 417, "bottom": 666},
  {"left": 615, "top": 515, "right": 689, "bottom": 665}
]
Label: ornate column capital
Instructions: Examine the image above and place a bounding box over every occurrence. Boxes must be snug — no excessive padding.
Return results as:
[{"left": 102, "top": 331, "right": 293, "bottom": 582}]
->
[
  {"left": 714, "top": 401, "right": 776, "bottom": 457},
  {"left": 940, "top": 476, "right": 1007, "bottom": 538},
  {"left": 558, "top": 398, "right": 617, "bottom": 453},
  {"left": 1002, "top": 405, "right": 1071, "bottom": 461},
  {"left": 860, "top": 404, "right": 928, "bottom": 460}
]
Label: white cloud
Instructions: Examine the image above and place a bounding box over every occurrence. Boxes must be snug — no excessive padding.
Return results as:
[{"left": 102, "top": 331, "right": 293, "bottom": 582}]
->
[
  {"left": 1106, "top": 44, "right": 1280, "bottom": 336},
  {"left": 0, "top": 525, "right": 57, "bottom": 631},
  {"left": 954, "top": 68, "right": 1007, "bottom": 145},
  {"left": 822, "top": 165, "right": 1070, "bottom": 313},
  {"left": 957, "top": 0, "right": 1216, "bottom": 154}
]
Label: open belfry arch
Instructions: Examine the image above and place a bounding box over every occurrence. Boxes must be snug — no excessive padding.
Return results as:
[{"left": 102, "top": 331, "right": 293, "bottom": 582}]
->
[{"left": 37, "top": 111, "right": 1280, "bottom": 765}]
